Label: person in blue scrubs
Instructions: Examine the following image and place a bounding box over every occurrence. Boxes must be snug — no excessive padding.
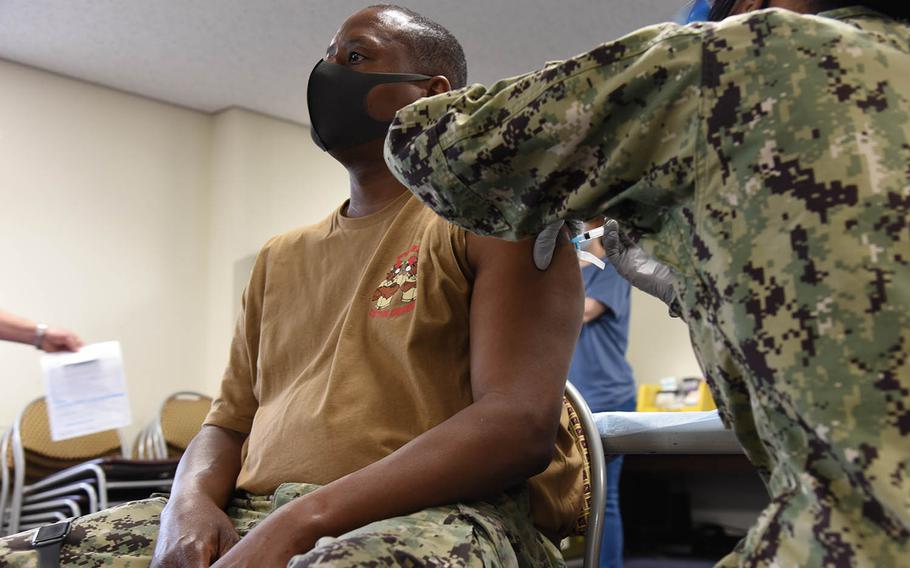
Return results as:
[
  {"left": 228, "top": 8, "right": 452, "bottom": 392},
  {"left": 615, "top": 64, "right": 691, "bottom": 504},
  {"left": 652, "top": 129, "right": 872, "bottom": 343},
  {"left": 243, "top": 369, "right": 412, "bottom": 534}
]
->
[{"left": 569, "top": 222, "right": 636, "bottom": 568}]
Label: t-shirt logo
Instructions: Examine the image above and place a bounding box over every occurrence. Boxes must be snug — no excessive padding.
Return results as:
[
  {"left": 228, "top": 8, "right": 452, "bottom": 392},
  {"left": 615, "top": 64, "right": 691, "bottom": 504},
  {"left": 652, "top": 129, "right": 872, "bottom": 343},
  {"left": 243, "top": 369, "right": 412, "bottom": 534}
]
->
[{"left": 369, "top": 245, "right": 419, "bottom": 318}]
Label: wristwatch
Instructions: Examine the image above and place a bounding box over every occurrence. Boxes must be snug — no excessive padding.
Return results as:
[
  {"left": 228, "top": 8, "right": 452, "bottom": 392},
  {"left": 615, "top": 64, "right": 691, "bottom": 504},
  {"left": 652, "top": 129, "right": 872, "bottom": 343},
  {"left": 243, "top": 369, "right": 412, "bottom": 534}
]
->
[
  {"left": 31, "top": 519, "right": 71, "bottom": 568},
  {"left": 34, "top": 323, "right": 48, "bottom": 350}
]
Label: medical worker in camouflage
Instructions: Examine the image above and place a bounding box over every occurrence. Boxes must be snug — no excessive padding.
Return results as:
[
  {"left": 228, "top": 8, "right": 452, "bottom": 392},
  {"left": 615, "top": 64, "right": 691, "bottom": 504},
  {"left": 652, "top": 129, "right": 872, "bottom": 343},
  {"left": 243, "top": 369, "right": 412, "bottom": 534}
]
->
[{"left": 385, "top": 1, "right": 910, "bottom": 566}]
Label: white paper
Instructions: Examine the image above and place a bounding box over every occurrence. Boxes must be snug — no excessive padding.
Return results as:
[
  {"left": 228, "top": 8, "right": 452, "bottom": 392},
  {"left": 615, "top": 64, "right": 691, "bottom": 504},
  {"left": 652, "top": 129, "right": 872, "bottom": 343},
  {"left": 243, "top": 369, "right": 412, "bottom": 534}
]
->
[{"left": 41, "top": 341, "right": 132, "bottom": 441}]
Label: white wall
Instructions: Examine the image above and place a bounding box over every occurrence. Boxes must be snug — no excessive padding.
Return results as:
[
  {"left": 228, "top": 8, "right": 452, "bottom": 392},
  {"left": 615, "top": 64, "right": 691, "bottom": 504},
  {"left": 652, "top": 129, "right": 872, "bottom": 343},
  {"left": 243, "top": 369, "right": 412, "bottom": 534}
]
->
[
  {"left": 0, "top": 60, "right": 212, "bottom": 438},
  {"left": 628, "top": 289, "right": 702, "bottom": 385},
  {"left": 0, "top": 61, "right": 350, "bottom": 443},
  {"left": 201, "top": 108, "right": 348, "bottom": 393}
]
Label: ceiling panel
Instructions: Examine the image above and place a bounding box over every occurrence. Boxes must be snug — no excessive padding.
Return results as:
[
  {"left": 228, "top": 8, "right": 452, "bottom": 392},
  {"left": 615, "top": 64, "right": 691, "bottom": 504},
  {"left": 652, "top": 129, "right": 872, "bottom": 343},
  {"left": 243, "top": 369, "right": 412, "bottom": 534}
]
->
[{"left": 0, "top": 0, "right": 677, "bottom": 124}]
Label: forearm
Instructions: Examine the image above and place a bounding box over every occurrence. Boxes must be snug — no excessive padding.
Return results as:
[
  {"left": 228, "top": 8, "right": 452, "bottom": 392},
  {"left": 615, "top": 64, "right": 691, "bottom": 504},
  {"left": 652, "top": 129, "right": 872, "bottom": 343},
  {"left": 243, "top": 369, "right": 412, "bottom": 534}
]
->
[
  {"left": 0, "top": 310, "right": 39, "bottom": 344},
  {"left": 283, "top": 393, "right": 561, "bottom": 545},
  {"left": 168, "top": 424, "right": 246, "bottom": 508},
  {"left": 583, "top": 298, "right": 606, "bottom": 323}
]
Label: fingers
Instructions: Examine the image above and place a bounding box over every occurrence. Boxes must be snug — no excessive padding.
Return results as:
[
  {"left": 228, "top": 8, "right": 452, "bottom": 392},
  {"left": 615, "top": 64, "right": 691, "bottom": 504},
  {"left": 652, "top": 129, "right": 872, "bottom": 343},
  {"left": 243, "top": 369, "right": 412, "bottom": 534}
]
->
[
  {"left": 187, "top": 542, "right": 214, "bottom": 568},
  {"left": 39, "top": 328, "right": 83, "bottom": 352},
  {"left": 151, "top": 541, "right": 213, "bottom": 568},
  {"left": 64, "top": 332, "right": 84, "bottom": 351},
  {"left": 565, "top": 219, "right": 584, "bottom": 236},
  {"left": 602, "top": 219, "right": 622, "bottom": 257},
  {"left": 217, "top": 526, "right": 241, "bottom": 558},
  {"left": 618, "top": 227, "right": 637, "bottom": 248},
  {"left": 533, "top": 221, "right": 564, "bottom": 270}
]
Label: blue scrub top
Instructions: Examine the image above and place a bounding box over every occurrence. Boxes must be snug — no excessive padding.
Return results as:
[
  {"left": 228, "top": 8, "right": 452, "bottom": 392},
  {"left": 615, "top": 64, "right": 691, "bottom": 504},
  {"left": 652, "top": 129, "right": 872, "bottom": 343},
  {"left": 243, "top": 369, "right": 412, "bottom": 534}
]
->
[{"left": 569, "top": 260, "right": 636, "bottom": 412}]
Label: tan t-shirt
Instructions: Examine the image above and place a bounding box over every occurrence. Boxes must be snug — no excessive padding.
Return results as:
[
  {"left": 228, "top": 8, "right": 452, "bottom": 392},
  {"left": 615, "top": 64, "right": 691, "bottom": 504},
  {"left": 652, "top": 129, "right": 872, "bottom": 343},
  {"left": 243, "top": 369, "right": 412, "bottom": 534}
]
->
[{"left": 205, "top": 192, "right": 584, "bottom": 538}]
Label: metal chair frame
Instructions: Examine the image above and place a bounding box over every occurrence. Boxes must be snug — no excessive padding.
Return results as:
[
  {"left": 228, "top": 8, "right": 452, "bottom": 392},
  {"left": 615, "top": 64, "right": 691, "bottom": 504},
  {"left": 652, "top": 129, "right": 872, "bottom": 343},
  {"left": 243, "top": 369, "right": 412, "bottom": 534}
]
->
[
  {"left": 1, "top": 395, "right": 198, "bottom": 536},
  {"left": 131, "top": 422, "right": 158, "bottom": 460},
  {"left": 149, "top": 391, "right": 211, "bottom": 459},
  {"left": 565, "top": 381, "right": 607, "bottom": 568},
  {"left": 23, "top": 482, "right": 98, "bottom": 513},
  {"left": 20, "top": 510, "right": 67, "bottom": 529},
  {"left": 0, "top": 429, "right": 10, "bottom": 534},
  {"left": 21, "top": 497, "right": 80, "bottom": 518},
  {"left": 143, "top": 422, "right": 158, "bottom": 459},
  {"left": 7, "top": 398, "right": 128, "bottom": 534}
]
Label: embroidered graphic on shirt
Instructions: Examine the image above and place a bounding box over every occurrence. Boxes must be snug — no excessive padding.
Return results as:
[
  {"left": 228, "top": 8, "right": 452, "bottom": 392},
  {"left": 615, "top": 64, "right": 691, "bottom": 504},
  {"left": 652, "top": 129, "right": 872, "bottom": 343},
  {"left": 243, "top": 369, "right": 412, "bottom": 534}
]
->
[{"left": 370, "top": 245, "right": 419, "bottom": 318}]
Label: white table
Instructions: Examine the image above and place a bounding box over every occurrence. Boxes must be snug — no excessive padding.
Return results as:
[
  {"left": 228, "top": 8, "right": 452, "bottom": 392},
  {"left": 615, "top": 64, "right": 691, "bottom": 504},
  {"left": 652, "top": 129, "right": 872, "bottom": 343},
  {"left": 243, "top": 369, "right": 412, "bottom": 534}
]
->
[{"left": 595, "top": 410, "right": 743, "bottom": 455}]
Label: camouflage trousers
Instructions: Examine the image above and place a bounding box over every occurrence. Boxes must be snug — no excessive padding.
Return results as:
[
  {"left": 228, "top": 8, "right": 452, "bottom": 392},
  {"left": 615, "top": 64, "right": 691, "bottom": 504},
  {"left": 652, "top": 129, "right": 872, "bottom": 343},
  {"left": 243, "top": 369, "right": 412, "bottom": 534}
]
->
[{"left": 0, "top": 483, "right": 564, "bottom": 567}]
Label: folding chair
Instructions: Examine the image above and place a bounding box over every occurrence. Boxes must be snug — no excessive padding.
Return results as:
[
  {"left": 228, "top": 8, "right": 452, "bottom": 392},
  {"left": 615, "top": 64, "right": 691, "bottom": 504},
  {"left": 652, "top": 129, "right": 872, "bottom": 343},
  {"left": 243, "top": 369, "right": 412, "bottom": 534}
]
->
[
  {"left": 564, "top": 381, "right": 607, "bottom": 568},
  {"left": 0, "top": 429, "right": 10, "bottom": 534},
  {"left": 131, "top": 422, "right": 160, "bottom": 460},
  {"left": 148, "top": 391, "right": 212, "bottom": 459},
  {"left": 7, "top": 398, "right": 178, "bottom": 534}
]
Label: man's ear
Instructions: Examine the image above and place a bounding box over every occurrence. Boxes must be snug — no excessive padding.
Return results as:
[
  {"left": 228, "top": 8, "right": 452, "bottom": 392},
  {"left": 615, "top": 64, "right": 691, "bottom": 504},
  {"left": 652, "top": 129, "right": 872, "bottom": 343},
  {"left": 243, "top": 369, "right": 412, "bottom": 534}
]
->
[
  {"left": 730, "top": 0, "right": 767, "bottom": 16},
  {"left": 426, "top": 75, "right": 452, "bottom": 96}
]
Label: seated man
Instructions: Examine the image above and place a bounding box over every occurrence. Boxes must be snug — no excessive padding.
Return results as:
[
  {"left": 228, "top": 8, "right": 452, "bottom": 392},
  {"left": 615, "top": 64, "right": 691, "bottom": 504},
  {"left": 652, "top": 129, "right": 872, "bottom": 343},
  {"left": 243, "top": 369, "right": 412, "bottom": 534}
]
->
[{"left": 0, "top": 5, "right": 585, "bottom": 567}]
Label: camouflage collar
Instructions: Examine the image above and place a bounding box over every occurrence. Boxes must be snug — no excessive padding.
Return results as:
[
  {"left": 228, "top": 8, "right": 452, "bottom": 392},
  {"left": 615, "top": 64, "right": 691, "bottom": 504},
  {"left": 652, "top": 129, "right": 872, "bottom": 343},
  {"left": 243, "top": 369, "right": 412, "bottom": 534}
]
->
[{"left": 818, "top": 5, "right": 887, "bottom": 21}]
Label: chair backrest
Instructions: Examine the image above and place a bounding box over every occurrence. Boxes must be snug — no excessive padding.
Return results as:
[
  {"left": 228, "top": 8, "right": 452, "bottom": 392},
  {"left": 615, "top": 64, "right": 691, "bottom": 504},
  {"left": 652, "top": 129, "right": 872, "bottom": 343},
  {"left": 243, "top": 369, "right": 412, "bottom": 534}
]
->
[
  {"left": 157, "top": 392, "right": 212, "bottom": 457},
  {"left": 3, "top": 430, "right": 12, "bottom": 470},
  {"left": 564, "top": 382, "right": 607, "bottom": 568},
  {"left": 0, "top": 430, "right": 10, "bottom": 535},
  {"left": 563, "top": 396, "right": 593, "bottom": 535},
  {"left": 15, "top": 398, "right": 123, "bottom": 482}
]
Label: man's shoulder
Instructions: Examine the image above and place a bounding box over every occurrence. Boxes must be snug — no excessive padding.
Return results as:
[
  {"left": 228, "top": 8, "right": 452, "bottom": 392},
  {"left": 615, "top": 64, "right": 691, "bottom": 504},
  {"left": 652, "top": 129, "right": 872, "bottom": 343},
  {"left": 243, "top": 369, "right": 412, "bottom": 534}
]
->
[
  {"left": 399, "top": 195, "right": 468, "bottom": 242},
  {"left": 393, "top": 196, "right": 474, "bottom": 278}
]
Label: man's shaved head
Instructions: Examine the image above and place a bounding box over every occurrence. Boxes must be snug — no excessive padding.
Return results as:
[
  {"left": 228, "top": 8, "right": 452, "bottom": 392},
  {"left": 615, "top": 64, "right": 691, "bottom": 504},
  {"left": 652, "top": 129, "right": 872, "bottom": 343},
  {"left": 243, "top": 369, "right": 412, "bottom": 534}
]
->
[{"left": 368, "top": 4, "right": 468, "bottom": 89}]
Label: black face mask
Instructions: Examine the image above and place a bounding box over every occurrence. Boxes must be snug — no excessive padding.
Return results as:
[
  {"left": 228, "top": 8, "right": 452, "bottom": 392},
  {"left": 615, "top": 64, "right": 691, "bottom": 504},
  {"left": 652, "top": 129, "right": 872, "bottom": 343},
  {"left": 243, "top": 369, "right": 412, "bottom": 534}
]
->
[
  {"left": 306, "top": 60, "right": 432, "bottom": 152},
  {"left": 708, "top": 0, "right": 737, "bottom": 21}
]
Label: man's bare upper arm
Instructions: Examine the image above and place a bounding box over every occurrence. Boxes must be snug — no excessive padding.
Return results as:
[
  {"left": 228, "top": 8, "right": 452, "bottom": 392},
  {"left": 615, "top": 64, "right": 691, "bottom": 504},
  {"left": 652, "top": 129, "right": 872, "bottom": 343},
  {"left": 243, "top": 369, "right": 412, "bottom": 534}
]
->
[{"left": 466, "top": 232, "right": 584, "bottom": 421}]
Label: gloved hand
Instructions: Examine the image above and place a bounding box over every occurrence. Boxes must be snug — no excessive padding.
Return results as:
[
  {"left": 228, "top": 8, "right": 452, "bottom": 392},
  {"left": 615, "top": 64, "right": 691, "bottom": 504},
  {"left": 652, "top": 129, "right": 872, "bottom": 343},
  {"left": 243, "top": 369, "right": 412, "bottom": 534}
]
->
[
  {"left": 603, "top": 219, "right": 681, "bottom": 317},
  {"left": 533, "top": 219, "right": 584, "bottom": 270}
]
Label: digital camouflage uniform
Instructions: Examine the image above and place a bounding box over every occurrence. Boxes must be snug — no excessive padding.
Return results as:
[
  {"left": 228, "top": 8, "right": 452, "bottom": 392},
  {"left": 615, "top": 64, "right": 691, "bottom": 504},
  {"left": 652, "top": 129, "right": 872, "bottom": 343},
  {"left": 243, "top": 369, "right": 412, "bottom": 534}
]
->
[
  {"left": 384, "top": 6, "right": 910, "bottom": 567},
  {"left": 0, "top": 483, "right": 563, "bottom": 567}
]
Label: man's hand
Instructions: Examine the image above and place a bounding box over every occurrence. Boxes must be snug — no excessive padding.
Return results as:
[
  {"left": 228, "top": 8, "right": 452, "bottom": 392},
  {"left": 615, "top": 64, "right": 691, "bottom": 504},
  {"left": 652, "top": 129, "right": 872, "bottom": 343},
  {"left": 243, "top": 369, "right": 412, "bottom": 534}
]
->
[
  {"left": 533, "top": 219, "right": 584, "bottom": 270},
  {"left": 151, "top": 497, "right": 240, "bottom": 568},
  {"left": 602, "top": 219, "right": 681, "bottom": 316},
  {"left": 210, "top": 502, "right": 320, "bottom": 568},
  {"left": 149, "top": 425, "right": 246, "bottom": 568},
  {"left": 40, "top": 327, "right": 84, "bottom": 352}
]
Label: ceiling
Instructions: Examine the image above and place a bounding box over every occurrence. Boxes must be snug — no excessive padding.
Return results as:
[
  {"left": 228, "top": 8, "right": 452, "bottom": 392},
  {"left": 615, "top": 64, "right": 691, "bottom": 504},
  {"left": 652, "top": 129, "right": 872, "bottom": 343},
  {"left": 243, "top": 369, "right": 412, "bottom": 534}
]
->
[{"left": 0, "top": 0, "right": 678, "bottom": 125}]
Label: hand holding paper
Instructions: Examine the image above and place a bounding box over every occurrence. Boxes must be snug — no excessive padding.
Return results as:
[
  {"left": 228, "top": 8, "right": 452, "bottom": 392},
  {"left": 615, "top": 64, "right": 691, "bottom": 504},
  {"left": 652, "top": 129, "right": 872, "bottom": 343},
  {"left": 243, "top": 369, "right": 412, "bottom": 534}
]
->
[{"left": 41, "top": 341, "right": 132, "bottom": 441}]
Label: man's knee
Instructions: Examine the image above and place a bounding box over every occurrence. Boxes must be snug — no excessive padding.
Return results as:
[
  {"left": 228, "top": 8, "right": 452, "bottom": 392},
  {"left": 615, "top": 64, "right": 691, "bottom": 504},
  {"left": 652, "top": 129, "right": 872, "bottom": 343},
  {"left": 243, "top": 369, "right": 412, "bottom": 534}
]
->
[
  {"left": 287, "top": 530, "right": 481, "bottom": 568},
  {"left": 66, "top": 496, "right": 164, "bottom": 542},
  {"left": 0, "top": 496, "right": 166, "bottom": 565}
]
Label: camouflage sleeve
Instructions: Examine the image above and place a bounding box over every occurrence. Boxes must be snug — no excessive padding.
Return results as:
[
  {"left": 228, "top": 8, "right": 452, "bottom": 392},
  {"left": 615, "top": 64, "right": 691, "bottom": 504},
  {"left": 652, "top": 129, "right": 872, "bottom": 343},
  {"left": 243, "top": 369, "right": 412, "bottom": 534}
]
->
[{"left": 384, "top": 23, "right": 705, "bottom": 242}]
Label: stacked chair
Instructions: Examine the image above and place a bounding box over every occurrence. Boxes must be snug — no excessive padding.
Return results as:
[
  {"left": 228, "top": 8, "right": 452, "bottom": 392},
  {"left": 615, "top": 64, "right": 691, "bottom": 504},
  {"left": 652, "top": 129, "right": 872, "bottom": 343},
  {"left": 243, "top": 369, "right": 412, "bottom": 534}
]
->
[
  {"left": 0, "top": 392, "right": 212, "bottom": 536},
  {"left": 133, "top": 391, "right": 212, "bottom": 459}
]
